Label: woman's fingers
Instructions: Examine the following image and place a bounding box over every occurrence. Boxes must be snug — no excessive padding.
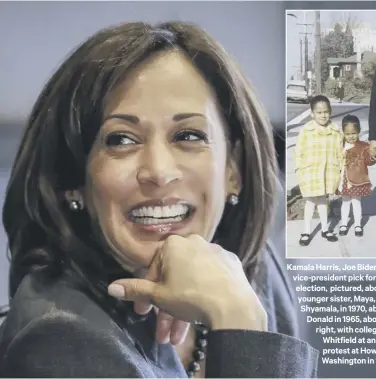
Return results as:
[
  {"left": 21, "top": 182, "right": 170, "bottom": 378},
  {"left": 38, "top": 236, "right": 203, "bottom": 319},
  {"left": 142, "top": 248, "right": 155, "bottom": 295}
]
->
[
  {"left": 132, "top": 247, "right": 163, "bottom": 315},
  {"left": 108, "top": 278, "right": 158, "bottom": 303},
  {"left": 133, "top": 301, "right": 153, "bottom": 315},
  {"left": 155, "top": 311, "right": 174, "bottom": 344},
  {"left": 109, "top": 248, "right": 163, "bottom": 304},
  {"left": 170, "top": 319, "right": 190, "bottom": 345},
  {"left": 155, "top": 312, "right": 189, "bottom": 345}
]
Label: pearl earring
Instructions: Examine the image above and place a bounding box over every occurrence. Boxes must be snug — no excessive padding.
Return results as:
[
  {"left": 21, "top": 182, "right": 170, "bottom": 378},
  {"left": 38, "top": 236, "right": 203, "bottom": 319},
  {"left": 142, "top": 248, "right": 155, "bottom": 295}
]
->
[
  {"left": 227, "top": 194, "right": 239, "bottom": 206},
  {"left": 69, "top": 200, "right": 82, "bottom": 212}
]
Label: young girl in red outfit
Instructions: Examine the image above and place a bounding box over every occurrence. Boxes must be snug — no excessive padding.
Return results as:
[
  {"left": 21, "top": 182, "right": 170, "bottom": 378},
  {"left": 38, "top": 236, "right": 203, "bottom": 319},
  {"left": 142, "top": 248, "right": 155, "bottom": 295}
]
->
[{"left": 338, "top": 115, "right": 376, "bottom": 237}]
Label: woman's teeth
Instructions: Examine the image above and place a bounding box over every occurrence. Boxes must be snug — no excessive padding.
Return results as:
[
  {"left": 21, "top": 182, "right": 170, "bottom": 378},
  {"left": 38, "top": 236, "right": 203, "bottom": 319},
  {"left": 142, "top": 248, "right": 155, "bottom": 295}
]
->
[
  {"left": 131, "top": 204, "right": 190, "bottom": 224},
  {"left": 134, "top": 215, "right": 186, "bottom": 225}
]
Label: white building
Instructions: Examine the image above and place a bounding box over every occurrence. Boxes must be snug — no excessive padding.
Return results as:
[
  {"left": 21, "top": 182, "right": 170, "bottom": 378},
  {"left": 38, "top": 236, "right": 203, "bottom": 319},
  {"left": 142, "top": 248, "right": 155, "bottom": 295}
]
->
[{"left": 322, "top": 22, "right": 376, "bottom": 78}]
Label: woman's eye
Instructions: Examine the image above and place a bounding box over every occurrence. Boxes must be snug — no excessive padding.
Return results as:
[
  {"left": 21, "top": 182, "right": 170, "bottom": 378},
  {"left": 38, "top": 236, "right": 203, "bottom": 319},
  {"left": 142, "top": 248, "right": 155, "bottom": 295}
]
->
[
  {"left": 174, "top": 130, "right": 208, "bottom": 143},
  {"left": 105, "top": 133, "right": 136, "bottom": 146}
]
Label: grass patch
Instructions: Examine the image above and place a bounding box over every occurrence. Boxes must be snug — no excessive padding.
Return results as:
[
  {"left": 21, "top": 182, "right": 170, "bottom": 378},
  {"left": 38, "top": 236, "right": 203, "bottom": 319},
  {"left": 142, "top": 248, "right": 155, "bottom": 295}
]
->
[{"left": 287, "top": 185, "right": 339, "bottom": 220}]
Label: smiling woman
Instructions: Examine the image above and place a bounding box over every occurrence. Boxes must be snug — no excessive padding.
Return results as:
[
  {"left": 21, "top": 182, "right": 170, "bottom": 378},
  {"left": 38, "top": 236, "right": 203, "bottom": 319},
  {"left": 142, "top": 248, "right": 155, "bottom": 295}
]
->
[
  {"left": 81, "top": 49, "right": 237, "bottom": 274},
  {"left": 0, "top": 22, "right": 318, "bottom": 377}
]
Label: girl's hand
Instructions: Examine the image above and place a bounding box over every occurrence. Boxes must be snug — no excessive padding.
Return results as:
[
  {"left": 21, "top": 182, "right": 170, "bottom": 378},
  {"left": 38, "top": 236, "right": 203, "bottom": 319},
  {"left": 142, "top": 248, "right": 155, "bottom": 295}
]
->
[
  {"left": 370, "top": 140, "right": 376, "bottom": 158},
  {"left": 108, "top": 234, "right": 267, "bottom": 332}
]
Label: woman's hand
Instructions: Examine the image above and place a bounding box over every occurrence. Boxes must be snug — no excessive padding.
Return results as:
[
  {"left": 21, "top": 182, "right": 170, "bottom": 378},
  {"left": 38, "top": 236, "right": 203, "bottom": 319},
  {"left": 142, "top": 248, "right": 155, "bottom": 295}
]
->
[
  {"left": 133, "top": 303, "right": 190, "bottom": 345},
  {"left": 108, "top": 234, "right": 267, "bottom": 332},
  {"left": 132, "top": 272, "right": 190, "bottom": 346}
]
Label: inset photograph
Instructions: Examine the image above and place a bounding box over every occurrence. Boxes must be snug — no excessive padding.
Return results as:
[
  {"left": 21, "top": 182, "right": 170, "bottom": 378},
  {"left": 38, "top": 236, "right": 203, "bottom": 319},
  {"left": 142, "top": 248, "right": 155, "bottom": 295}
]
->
[{"left": 286, "top": 10, "right": 376, "bottom": 258}]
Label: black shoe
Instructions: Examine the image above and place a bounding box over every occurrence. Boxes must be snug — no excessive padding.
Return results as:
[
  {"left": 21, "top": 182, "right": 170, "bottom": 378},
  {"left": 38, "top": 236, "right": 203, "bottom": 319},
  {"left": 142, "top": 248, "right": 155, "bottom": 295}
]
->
[
  {"left": 355, "top": 226, "right": 363, "bottom": 237},
  {"left": 339, "top": 225, "right": 348, "bottom": 236},
  {"left": 322, "top": 231, "right": 338, "bottom": 242},
  {"left": 299, "top": 233, "right": 311, "bottom": 246}
]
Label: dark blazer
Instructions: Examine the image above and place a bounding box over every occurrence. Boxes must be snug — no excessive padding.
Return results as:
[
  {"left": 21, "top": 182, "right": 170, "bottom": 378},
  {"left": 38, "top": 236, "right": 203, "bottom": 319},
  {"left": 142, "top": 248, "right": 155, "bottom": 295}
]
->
[{"left": 0, "top": 245, "right": 319, "bottom": 378}]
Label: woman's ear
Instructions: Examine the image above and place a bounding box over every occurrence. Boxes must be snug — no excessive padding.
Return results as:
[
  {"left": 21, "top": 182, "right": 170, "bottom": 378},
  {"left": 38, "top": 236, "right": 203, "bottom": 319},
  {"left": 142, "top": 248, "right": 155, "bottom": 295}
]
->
[{"left": 226, "top": 140, "right": 242, "bottom": 195}]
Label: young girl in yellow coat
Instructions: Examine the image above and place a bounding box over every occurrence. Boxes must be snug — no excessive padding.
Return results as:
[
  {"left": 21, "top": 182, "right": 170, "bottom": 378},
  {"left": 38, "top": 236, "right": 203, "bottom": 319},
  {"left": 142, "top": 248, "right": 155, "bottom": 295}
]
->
[{"left": 294, "top": 95, "right": 343, "bottom": 246}]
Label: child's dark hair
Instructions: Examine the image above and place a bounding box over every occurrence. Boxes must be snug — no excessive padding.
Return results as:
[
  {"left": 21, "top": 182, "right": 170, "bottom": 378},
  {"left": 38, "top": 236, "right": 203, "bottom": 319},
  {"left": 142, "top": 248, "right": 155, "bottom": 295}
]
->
[
  {"left": 310, "top": 95, "right": 331, "bottom": 111},
  {"left": 342, "top": 114, "right": 361, "bottom": 133}
]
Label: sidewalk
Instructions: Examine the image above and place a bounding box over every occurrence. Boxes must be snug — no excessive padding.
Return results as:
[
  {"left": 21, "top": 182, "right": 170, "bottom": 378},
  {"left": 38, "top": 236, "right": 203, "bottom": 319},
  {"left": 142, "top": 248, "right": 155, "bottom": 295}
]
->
[
  {"left": 287, "top": 216, "right": 376, "bottom": 258},
  {"left": 327, "top": 97, "right": 370, "bottom": 106},
  {"left": 286, "top": 107, "right": 376, "bottom": 259}
]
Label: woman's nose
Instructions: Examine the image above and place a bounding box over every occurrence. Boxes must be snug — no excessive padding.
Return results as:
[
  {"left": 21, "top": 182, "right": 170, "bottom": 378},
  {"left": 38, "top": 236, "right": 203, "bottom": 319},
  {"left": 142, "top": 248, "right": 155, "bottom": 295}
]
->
[{"left": 136, "top": 144, "right": 182, "bottom": 187}]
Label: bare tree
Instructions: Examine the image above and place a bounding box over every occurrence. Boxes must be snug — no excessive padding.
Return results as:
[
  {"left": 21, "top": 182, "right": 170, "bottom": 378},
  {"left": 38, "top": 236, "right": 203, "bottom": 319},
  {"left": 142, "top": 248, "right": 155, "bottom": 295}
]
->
[{"left": 329, "top": 11, "right": 364, "bottom": 30}]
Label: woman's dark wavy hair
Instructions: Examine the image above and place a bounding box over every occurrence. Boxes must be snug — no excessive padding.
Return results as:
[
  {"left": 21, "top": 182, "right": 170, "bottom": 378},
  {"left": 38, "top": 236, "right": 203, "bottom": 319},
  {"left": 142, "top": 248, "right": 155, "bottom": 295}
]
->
[{"left": 2, "top": 21, "right": 277, "bottom": 302}]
